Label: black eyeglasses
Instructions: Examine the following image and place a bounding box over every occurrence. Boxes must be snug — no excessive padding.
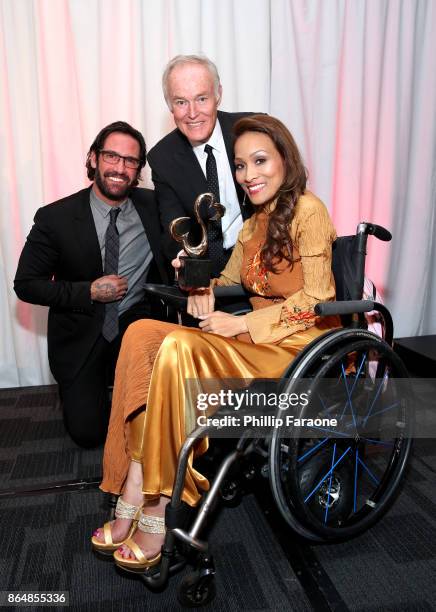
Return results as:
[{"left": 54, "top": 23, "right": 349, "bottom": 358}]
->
[{"left": 99, "top": 150, "right": 141, "bottom": 169}]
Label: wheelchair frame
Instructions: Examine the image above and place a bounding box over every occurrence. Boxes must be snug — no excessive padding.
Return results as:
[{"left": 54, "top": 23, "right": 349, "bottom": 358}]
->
[{"left": 136, "top": 222, "right": 412, "bottom": 606}]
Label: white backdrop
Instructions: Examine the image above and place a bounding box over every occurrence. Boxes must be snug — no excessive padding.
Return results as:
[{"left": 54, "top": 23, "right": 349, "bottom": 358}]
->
[{"left": 1, "top": 0, "right": 435, "bottom": 388}]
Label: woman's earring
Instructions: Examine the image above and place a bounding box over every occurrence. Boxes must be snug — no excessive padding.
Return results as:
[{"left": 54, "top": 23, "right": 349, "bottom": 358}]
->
[{"left": 242, "top": 192, "right": 247, "bottom": 206}]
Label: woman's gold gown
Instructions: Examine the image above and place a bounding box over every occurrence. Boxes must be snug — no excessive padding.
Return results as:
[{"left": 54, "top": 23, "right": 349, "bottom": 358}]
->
[{"left": 101, "top": 193, "right": 340, "bottom": 506}]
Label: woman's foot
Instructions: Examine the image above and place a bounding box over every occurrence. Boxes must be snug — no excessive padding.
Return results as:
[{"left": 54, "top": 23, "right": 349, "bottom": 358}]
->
[
  {"left": 116, "top": 496, "right": 169, "bottom": 563},
  {"left": 92, "top": 493, "right": 143, "bottom": 546},
  {"left": 91, "top": 462, "right": 144, "bottom": 552}
]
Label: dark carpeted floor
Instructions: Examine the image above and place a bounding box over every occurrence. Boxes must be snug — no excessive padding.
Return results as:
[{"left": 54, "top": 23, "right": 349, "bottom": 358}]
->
[
  {"left": 1, "top": 490, "right": 312, "bottom": 611},
  {"left": 0, "top": 385, "right": 435, "bottom": 611}
]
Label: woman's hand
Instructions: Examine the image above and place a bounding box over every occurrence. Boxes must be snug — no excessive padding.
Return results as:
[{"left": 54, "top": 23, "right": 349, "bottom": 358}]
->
[
  {"left": 171, "top": 250, "right": 186, "bottom": 272},
  {"left": 173, "top": 251, "right": 215, "bottom": 315},
  {"left": 171, "top": 249, "right": 187, "bottom": 286},
  {"left": 198, "top": 311, "right": 248, "bottom": 337},
  {"left": 187, "top": 287, "right": 215, "bottom": 318}
]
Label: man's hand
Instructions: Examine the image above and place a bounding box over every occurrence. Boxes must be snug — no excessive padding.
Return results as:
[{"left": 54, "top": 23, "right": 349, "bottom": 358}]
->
[
  {"left": 91, "top": 275, "right": 127, "bottom": 302},
  {"left": 198, "top": 311, "right": 248, "bottom": 337},
  {"left": 187, "top": 287, "right": 215, "bottom": 318}
]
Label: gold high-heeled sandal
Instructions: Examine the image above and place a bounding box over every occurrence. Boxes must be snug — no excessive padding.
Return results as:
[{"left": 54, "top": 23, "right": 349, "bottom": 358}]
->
[
  {"left": 91, "top": 497, "right": 142, "bottom": 556},
  {"left": 113, "top": 512, "right": 165, "bottom": 572}
]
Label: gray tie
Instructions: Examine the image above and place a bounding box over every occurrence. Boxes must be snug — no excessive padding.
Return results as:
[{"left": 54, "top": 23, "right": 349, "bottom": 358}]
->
[
  {"left": 204, "top": 144, "right": 227, "bottom": 277},
  {"left": 102, "top": 207, "right": 121, "bottom": 342}
]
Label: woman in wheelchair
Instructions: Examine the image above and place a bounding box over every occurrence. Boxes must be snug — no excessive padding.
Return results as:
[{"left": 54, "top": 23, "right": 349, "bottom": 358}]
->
[{"left": 91, "top": 114, "right": 341, "bottom": 570}]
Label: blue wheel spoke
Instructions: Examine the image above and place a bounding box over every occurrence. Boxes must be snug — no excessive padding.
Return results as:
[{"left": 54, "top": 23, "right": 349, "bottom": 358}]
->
[
  {"left": 304, "top": 446, "right": 351, "bottom": 504},
  {"left": 363, "top": 371, "right": 389, "bottom": 425},
  {"left": 361, "top": 437, "right": 395, "bottom": 447},
  {"left": 297, "top": 437, "right": 328, "bottom": 463},
  {"left": 357, "top": 456, "right": 380, "bottom": 485},
  {"left": 307, "top": 425, "right": 353, "bottom": 438},
  {"left": 317, "top": 394, "right": 332, "bottom": 416},
  {"left": 324, "top": 443, "right": 337, "bottom": 524},
  {"left": 340, "top": 364, "right": 358, "bottom": 430},
  {"left": 364, "top": 401, "right": 400, "bottom": 422},
  {"left": 340, "top": 353, "right": 367, "bottom": 420},
  {"left": 339, "top": 369, "right": 350, "bottom": 419}
]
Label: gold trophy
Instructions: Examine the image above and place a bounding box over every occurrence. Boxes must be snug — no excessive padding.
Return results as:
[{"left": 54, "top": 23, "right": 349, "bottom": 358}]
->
[{"left": 169, "top": 193, "right": 225, "bottom": 288}]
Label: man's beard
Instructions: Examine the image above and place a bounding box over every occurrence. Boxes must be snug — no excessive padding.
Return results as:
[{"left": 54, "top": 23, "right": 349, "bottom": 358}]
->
[{"left": 94, "top": 167, "right": 134, "bottom": 201}]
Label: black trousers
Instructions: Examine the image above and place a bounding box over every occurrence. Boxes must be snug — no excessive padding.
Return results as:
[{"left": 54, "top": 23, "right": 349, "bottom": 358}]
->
[{"left": 60, "top": 300, "right": 166, "bottom": 448}]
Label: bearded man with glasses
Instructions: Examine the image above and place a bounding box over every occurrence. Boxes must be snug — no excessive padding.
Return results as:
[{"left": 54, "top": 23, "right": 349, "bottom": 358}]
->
[{"left": 14, "top": 121, "right": 168, "bottom": 447}]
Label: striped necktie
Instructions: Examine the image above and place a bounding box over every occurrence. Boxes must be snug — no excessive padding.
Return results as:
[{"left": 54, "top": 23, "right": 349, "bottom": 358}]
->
[
  {"left": 102, "top": 207, "right": 121, "bottom": 342},
  {"left": 204, "top": 144, "right": 227, "bottom": 276}
]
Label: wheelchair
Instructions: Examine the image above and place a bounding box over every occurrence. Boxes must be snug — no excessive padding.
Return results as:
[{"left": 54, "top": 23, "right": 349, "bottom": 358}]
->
[{"left": 136, "top": 221, "right": 412, "bottom": 606}]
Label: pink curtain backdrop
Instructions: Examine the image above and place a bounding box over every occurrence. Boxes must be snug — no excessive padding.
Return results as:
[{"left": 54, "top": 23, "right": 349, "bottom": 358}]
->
[{"left": 1, "top": 0, "right": 435, "bottom": 387}]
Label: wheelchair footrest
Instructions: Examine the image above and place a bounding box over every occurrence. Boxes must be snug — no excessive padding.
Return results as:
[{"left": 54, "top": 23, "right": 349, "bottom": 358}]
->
[{"left": 140, "top": 551, "right": 188, "bottom": 589}]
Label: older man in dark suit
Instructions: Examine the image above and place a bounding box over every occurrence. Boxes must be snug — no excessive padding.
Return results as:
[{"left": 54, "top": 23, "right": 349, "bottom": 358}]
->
[
  {"left": 14, "top": 121, "right": 168, "bottom": 448},
  {"left": 148, "top": 55, "right": 255, "bottom": 277}
]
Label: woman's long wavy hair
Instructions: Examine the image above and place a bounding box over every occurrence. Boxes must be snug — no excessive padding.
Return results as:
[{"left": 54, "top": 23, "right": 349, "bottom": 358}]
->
[{"left": 233, "top": 115, "right": 307, "bottom": 273}]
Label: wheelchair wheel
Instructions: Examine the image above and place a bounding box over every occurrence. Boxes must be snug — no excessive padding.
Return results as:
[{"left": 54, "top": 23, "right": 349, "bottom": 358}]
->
[{"left": 269, "top": 329, "right": 412, "bottom": 541}]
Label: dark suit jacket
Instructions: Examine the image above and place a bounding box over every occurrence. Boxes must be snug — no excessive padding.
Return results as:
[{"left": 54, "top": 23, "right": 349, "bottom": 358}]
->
[
  {"left": 14, "top": 186, "right": 168, "bottom": 384},
  {"left": 147, "top": 110, "right": 255, "bottom": 261}
]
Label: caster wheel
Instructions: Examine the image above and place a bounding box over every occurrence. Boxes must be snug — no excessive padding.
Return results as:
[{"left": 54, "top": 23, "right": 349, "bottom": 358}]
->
[
  {"left": 177, "top": 572, "right": 216, "bottom": 607},
  {"left": 219, "top": 479, "right": 242, "bottom": 507}
]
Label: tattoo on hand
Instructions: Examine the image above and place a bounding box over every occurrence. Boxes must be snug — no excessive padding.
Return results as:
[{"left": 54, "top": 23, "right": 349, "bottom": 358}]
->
[{"left": 95, "top": 282, "right": 117, "bottom": 300}]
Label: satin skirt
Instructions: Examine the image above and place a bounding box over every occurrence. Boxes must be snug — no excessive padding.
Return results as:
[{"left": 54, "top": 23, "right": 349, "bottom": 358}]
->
[{"left": 100, "top": 317, "right": 340, "bottom": 506}]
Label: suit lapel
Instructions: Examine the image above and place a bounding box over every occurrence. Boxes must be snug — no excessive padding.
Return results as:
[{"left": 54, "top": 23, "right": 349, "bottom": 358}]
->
[
  {"left": 218, "top": 111, "right": 249, "bottom": 214},
  {"left": 73, "top": 188, "right": 103, "bottom": 277},
  {"left": 219, "top": 111, "right": 236, "bottom": 171},
  {"left": 131, "top": 190, "right": 168, "bottom": 283}
]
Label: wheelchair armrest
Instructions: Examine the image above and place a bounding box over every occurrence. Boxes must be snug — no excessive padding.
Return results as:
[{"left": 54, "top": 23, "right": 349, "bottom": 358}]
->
[
  {"left": 143, "top": 284, "right": 187, "bottom": 308},
  {"left": 315, "top": 299, "right": 375, "bottom": 316},
  {"left": 143, "top": 283, "right": 249, "bottom": 309}
]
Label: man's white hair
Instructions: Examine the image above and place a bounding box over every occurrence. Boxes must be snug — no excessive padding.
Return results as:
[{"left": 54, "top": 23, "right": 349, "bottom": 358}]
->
[{"left": 162, "top": 54, "right": 221, "bottom": 109}]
